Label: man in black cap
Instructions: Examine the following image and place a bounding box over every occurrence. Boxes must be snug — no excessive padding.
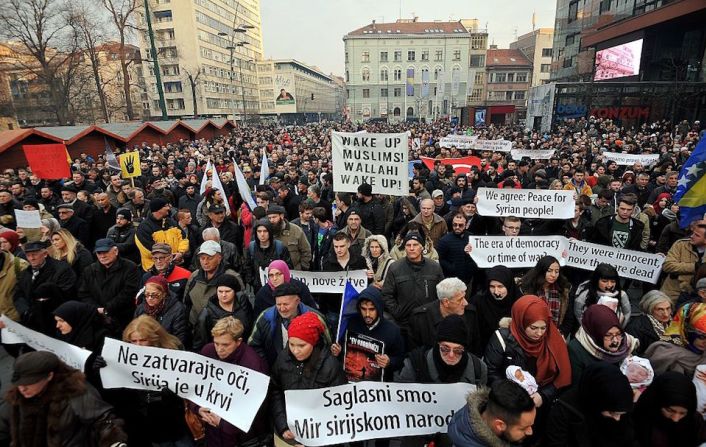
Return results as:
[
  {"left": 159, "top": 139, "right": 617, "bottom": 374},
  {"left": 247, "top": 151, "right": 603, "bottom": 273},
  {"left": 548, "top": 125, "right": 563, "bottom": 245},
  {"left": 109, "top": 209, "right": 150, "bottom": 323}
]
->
[
  {"left": 60, "top": 183, "right": 95, "bottom": 231},
  {"left": 78, "top": 238, "right": 140, "bottom": 335},
  {"left": 135, "top": 197, "right": 188, "bottom": 271},
  {"left": 106, "top": 208, "right": 139, "bottom": 264},
  {"left": 266, "top": 205, "right": 311, "bottom": 270},
  {"left": 355, "top": 183, "right": 385, "bottom": 234},
  {"left": 14, "top": 241, "right": 76, "bottom": 335},
  {"left": 57, "top": 203, "right": 91, "bottom": 249},
  {"left": 177, "top": 183, "right": 201, "bottom": 218},
  {"left": 0, "top": 351, "right": 128, "bottom": 446},
  {"left": 381, "top": 230, "right": 444, "bottom": 328},
  {"left": 200, "top": 203, "right": 242, "bottom": 252}
]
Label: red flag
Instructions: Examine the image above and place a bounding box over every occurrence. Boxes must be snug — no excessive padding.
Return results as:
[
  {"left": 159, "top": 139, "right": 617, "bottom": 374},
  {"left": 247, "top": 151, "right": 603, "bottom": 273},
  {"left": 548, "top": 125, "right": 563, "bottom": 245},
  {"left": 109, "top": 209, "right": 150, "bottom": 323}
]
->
[
  {"left": 22, "top": 144, "right": 72, "bottom": 179},
  {"left": 420, "top": 156, "right": 482, "bottom": 175}
]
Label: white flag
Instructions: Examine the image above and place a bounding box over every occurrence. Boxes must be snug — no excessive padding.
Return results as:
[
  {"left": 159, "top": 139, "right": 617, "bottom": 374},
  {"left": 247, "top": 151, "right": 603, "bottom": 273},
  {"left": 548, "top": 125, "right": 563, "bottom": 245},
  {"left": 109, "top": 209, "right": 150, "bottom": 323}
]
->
[
  {"left": 200, "top": 159, "right": 230, "bottom": 215},
  {"left": 199, "top": 160, "right": 213, "bottom": 195},
  {"left": 233, "top": 159, "right": 256, "bottom": 210},
  {"left": 259, "top": 150, "right": 269, "bottom": 186}
]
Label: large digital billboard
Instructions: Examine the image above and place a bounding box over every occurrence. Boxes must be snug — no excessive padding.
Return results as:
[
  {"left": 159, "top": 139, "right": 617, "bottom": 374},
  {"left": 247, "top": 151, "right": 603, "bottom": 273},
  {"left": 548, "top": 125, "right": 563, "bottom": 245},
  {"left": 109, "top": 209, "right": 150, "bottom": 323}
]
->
[{"left": 593, "top": 39, "right": 643, "bottom": 81}]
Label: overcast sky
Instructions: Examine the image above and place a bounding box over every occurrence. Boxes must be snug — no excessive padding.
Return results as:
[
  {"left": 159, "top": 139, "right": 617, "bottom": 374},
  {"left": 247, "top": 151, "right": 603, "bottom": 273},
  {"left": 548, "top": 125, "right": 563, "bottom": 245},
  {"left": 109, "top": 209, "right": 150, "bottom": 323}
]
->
[{"left": 260, "top": 0, "right": 557, "bottom": 77}]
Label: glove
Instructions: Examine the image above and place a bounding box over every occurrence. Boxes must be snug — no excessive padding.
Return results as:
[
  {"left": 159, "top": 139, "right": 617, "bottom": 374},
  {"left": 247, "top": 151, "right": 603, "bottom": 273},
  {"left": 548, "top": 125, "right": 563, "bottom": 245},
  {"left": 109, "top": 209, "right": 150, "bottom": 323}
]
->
[{"left": 92, "top": 355, "right": 107, "bottom": 370}]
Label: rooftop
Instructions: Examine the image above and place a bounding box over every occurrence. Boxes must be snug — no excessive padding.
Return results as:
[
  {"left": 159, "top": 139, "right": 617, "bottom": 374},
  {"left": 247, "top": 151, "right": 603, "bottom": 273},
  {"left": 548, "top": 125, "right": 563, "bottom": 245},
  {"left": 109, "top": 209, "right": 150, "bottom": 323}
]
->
[
  {"left": 486, "top": 49, "right": 532, "bottom": 67},
  {"left": 346, "top": 20, "right": 468, "bottom": 37}
]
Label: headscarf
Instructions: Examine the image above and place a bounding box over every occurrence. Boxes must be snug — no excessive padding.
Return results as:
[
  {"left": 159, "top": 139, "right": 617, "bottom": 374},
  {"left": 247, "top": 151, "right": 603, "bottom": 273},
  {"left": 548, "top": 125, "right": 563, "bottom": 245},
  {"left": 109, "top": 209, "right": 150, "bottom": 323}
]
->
[
  {"left": 475, "top": 266, "right": 520, "bottom": 334},
  {"left": 639, "top": 290, "right": 672, "bottom": 338},
  {"left": 267, "top": 260, "right": 291, "bottom": 290},
  {"left": 53, "top": 301, "right": 105, "bottom": 350},
  {"left": 0, "top": 231, "right": 20, "bottom": 252},
  {"left": 633, "top": 371, "right": 700, "bottom": 446},
  {"left": 575, "top": 304, "right": 635, "bottom": 362},
  {"left": 509, "top": 295, "right": 572, "bottom": 388},
  {"left": 652, "top": 192, "right": 672, "bottom": 215},
  {"left": 580, "top": 362, "right": 634, "bottom": 414},
  {"left": 663, "top": 302, "right": 706, "bottom": 354}
]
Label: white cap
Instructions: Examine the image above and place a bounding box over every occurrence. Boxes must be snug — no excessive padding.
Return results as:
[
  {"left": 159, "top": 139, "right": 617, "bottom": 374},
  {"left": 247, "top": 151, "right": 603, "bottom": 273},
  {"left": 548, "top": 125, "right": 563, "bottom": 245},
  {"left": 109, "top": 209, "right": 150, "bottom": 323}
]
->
[{"left": 197, "top": 240, "right": 221, "bottom": 256}]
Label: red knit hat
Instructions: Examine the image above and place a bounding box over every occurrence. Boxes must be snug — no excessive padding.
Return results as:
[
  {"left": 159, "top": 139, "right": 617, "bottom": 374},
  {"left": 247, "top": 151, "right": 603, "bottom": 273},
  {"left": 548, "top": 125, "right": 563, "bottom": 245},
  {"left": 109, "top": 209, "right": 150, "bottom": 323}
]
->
[
  {"left": 287, "top": 312, "right": 324, "bottom": 346},
  {"left": 144, "top": 275, "right": 168, "bottom": 293}
]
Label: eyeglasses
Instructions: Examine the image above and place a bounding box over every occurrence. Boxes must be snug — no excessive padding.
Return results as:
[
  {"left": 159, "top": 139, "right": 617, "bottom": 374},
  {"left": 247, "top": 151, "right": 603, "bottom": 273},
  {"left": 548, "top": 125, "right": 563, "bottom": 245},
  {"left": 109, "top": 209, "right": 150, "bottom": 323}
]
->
[
  {"left": 268, "top": 272, "right": 283, "bottom": 278},
  {"left": 144, "top": 293, "right": 163, "bottom": 300},
  {"left": 439, "top": 344, "right": 464, "bottom": 356},
  {"left": 603, "top": 333, "right": 623, "bottom": 341},
  {"left": 503, "top": 225, "right": 521, "bottom": 232},
  {"left": 152, "top": 256, "right": 170, "bottom": 262}
]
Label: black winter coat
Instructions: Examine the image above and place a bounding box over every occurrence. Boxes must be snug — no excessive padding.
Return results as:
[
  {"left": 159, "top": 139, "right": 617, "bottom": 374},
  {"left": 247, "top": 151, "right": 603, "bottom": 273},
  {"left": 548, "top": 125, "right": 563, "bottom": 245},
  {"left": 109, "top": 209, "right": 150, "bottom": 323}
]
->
[
  {"left": 193, "top": 293, "right": 254, "bottom": 350},
  {"left": 589, "top": 215, "right": 644, "bottom": 250},
  {"left": 381, "top": 257, "right": 444, "bottom": 325},
  {"left": 625, "top": 314, "right": 661, "bottom": 356},
  {"left": 435, "top": 231, "right": 476, "bottom": 283},
  {"left": 243, "top": 241, "right": 293, "bottom": 289},
  {"left": 484, "top": 327, "right": 559, "bottom": 404},
  {"left": 60, "top": 215, "right": 91, "bottom": 249},
  {"left": 78, "top": 257, "right": 141, "bottom": 334},
  {"left": 134, "top": 295, "right": 188, "bottom": 345},
  {"left": 270, "top": 347, "right": 346, "bottom": 435},
  {"left": 14, "top": 257, "right": 77, "bottom": 335}
]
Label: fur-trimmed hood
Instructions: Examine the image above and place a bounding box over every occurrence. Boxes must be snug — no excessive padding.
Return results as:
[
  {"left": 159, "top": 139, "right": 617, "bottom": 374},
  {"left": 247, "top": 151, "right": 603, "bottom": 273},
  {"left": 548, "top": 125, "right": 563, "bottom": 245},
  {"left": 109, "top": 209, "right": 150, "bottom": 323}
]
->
[
  {"left": 447, "top": 388, "right": 516, "bottom": 447},
  {"left": 362, "top": 234, "right": 390, "bottom": 261}
]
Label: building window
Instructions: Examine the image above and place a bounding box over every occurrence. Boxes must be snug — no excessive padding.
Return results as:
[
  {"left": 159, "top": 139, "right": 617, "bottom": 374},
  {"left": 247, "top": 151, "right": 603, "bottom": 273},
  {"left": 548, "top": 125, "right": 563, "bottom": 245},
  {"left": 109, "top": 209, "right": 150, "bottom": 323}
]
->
[
  {"left": 380, "top": 68, "right": 388, "bottom": 81},
  {"left": 362, "top": 68, "right": 370, "bottom": 82},
  {"left": 568, "top": 0, "right": 579, "bottom": 23},
  {"left": 361, "top": 51, "right": 370, "bottom": 62},
  {"left": 345, "top": 71, "right": 349, "bottom": 82},
  {"left": 541, "top": 48, "right": 553, "bottom": 57},
  {"left": 434, "top": 68, "right": 441, "bottom": 80},
  {"left": 435, "top": 49, "right": 443, "bottom": 61},
  {"left": 393, "top": 87, "right": 401, "bottom": 97},
  {"left": 164, "top": 81, "right": 183, "bottom": 93},
  {"left": 490, "top": 72, "right": 506, "bottom": 83},
  {"left": 474, "top": 72, "right": 484, "bottom": 83},
  {"left": 507, "top": 73, "right": 515, "bottom": 82},
  {"left": 562, "top": 57, "right": 573, "bottom": 68},
  {"left": 421, "top": 50, "right": 429, "bottom": 61},
  {"left": 346, "top": 89, "right": 350, "bottom": 99},
  {"left": 514, "top": 91, "right": 526, "bottom": 100},
  {"left": 394, "top": 50, "right": 402, "bottom": 62},
  {"left": 407, "top": 50, "right": 415, "bottom": 61},
  {"left": 381, "top": 88, "right": 388, "bottom": 97},
  {"left": 471, "top": 34, "right": 487, "bottom": 50},
  {"left": 380, "top": 51, "right": 388, "bottom": 62},
  {"left": 470, "top": 88, "right": 483, "bottom": 100},
  {"left": 565, "top": 33, "right": 576, "bottom": 46},
  {"left": 393, "top": 107, "right": 400, "bottom": 116},
  {"left": 394, "top": 69, "right": 402, "bottom": 81},
  {"left": 599, "top": 0, "right": 612, "bottom": 14},
  {"left": 407, "top": 107, "right": 414, "bottom": 117},
  {"left": 540, "top": 64, "right": 551, "bottom": 73},
  {"left": 470, "top": 54, "right": 485, "bottom": 67},
  {"left": 421, "top": 68, "right": 429, "bottom": 81},
  {"left": 362, "top": 88, "right": 370, "bottom": 98},
  {"left": 453, "top": 50, "right": 461, "bottom": 61},
  {"left": 516, "top": 72, "right": 528, "bottom": 82},
  {"left": 345, "top": 52, "right": 349, "bottom": 63}
]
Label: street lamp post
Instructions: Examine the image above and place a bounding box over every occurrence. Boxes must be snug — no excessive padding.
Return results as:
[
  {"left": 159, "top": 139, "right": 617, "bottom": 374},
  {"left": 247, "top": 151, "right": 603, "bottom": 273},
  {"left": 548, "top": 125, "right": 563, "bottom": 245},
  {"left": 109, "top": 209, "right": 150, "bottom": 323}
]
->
[{"left": 218, "top": 15, "right": 255, "bottom": 125}]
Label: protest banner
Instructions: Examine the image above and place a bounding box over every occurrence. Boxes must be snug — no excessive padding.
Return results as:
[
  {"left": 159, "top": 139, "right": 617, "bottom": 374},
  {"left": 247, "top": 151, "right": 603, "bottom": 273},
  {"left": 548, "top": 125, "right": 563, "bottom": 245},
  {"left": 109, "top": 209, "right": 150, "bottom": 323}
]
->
[
  {"left": 286, "top": 382, "right": 474, "bottom": 446},
  {"left": 602, "top": 152, "right": 660, "bottom": 166},
  {"left": 420, "top": 155, "right": 482, "bottom": 175},
  {"left": 119, "top": 152, "right": 142, "bottom": 178},
  {"left": 565, "top": 239, "right": 665, "bottom": 283},
  {"left": 22, "top": 144, "right": 71, "bottom": 179},
  {"left": 0, "top": 316, "right": 91, "bottom": 370},
  {"left": 331, "top": 132, "right": 408, "bottom": 195},
  {"left": 100, "top": 338, "right": 269, "bottom": 432},
  {"left": 343, "top": 331, "right": 385, "bottom": 382},
  {"left": 468, "top": 236, "right": 569, "bottom": 268},
  {"left": 439, "top": 135, "right": 478, "bottom": 149},
  {"left": 258, "top": 269, "right": 368, "bottom": 294},
  {"left": 473, "top": 139, "right": 512, "bottom": 152},
  {"left": 475, "top": 187, "right": 575, "bottom": 219},
  {"left": 510, "top": 149, "right": 556, "bottom": 160},
  {"left": 14, "top": 209, "right": 42, "bottom": 228}
]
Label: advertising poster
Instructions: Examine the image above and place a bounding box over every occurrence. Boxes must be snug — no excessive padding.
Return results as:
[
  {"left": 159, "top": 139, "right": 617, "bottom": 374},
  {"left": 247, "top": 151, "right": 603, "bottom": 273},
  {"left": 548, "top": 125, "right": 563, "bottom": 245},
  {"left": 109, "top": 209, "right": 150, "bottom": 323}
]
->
[{"left": 274, "top": 73, "right": 297, "bottom": 113}]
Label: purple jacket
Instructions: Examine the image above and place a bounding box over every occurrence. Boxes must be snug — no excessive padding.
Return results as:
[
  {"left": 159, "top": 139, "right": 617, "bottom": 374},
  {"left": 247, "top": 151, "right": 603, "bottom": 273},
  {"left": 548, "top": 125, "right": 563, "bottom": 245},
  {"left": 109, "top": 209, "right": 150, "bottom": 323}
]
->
[{"left": 190, "top": 342, "right": 270, "bottom": 447}]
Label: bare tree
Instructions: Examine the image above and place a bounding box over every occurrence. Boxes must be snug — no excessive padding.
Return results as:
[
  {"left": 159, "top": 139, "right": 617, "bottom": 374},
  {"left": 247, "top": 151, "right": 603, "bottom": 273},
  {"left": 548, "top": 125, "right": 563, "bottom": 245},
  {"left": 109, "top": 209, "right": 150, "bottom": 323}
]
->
[
  {"left": 101, "top": 0, "right": 140, "bottom": 120},
  {"left": 182, "top": 66, "right": 202, "bottom": 116},
  {"left": 68, "top": 2, "right": 110, "bottom": 123},
  {"left": 0, "top": 0, "right": 85, "bottom": 125}
]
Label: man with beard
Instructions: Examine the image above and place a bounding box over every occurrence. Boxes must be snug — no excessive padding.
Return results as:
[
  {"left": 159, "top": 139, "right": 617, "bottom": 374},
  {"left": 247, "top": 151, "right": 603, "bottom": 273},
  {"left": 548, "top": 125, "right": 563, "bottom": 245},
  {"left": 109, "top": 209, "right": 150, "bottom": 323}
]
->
[
  {"left": 436, "top": 213, "right": 475, "bottom": 285},
  {"left": 448, "top": 379, "right": 536, "bottom": 446},
  {"left": 330, "top": 285, "right": 404, "bottom": 381},
  {"left": 266, "top": 205, "right": 311, "bottom": 270}
]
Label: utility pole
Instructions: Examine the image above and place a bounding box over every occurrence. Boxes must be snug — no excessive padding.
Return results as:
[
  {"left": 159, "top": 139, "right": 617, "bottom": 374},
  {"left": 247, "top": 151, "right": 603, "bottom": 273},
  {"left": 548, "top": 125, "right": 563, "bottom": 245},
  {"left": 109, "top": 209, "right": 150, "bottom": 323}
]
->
[{"left": 144, "top": 0, "right": 168, "bottom": 119}]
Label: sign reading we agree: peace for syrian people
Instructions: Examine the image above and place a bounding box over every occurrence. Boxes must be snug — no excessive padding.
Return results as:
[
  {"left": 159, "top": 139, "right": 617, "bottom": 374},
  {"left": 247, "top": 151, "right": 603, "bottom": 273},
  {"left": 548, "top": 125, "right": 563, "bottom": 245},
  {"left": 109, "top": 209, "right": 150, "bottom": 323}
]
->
[
  {"left": 475, "top": 187, "right": 575, "bottom": 219},
  {"left": 331, "top": 131, "right": 408, "bottom": 196}
]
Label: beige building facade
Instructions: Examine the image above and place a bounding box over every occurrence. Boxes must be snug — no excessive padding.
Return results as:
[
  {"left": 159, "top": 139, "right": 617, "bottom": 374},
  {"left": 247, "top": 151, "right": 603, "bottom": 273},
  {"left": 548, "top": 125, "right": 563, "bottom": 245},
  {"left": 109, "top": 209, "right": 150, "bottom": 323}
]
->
[{"left": 509, "top": 28, "right": 554, "bottom": 87}]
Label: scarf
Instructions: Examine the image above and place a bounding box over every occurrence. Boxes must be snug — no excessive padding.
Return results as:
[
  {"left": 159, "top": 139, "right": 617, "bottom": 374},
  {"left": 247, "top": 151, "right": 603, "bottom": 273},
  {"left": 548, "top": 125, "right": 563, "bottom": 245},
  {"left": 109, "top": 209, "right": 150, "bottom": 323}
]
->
[
  {"left": 144, "top": 298, "right": 167, "bottom": 319},
  {"left": 432, "top": 346, "right": 469, "bottom": 383},
  {"left": 510, "top": 295, "right": 572, "bottom": 388},
  {"left": 663, "top": 302, "right": 706, "bottom": 353},
  {"left": 475, "top": 266, "right": 519, "bottom": 338},
  {"left": 267, "top": 260, "right": 291, "bottom": 290},
  {"left": 646, "top": 314, "right": 667, "bottom": 339},
  {"left": 575, "top": 326, "right": 635, "bottom": 362}
]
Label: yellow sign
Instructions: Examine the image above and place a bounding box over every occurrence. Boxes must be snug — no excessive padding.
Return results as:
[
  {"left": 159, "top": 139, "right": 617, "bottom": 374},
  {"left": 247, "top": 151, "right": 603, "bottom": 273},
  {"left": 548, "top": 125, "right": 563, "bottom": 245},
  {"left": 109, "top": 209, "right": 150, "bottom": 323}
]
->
[{"left": 119, "top": 152, "right": 141, "bottom": 178}]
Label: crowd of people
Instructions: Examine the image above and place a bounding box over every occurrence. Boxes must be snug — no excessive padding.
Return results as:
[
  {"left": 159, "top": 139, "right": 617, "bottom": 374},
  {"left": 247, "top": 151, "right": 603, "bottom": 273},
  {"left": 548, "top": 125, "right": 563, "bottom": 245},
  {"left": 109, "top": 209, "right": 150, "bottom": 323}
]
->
[{"left": 0, "top": 115, "right": 704, "bottom": 446}]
